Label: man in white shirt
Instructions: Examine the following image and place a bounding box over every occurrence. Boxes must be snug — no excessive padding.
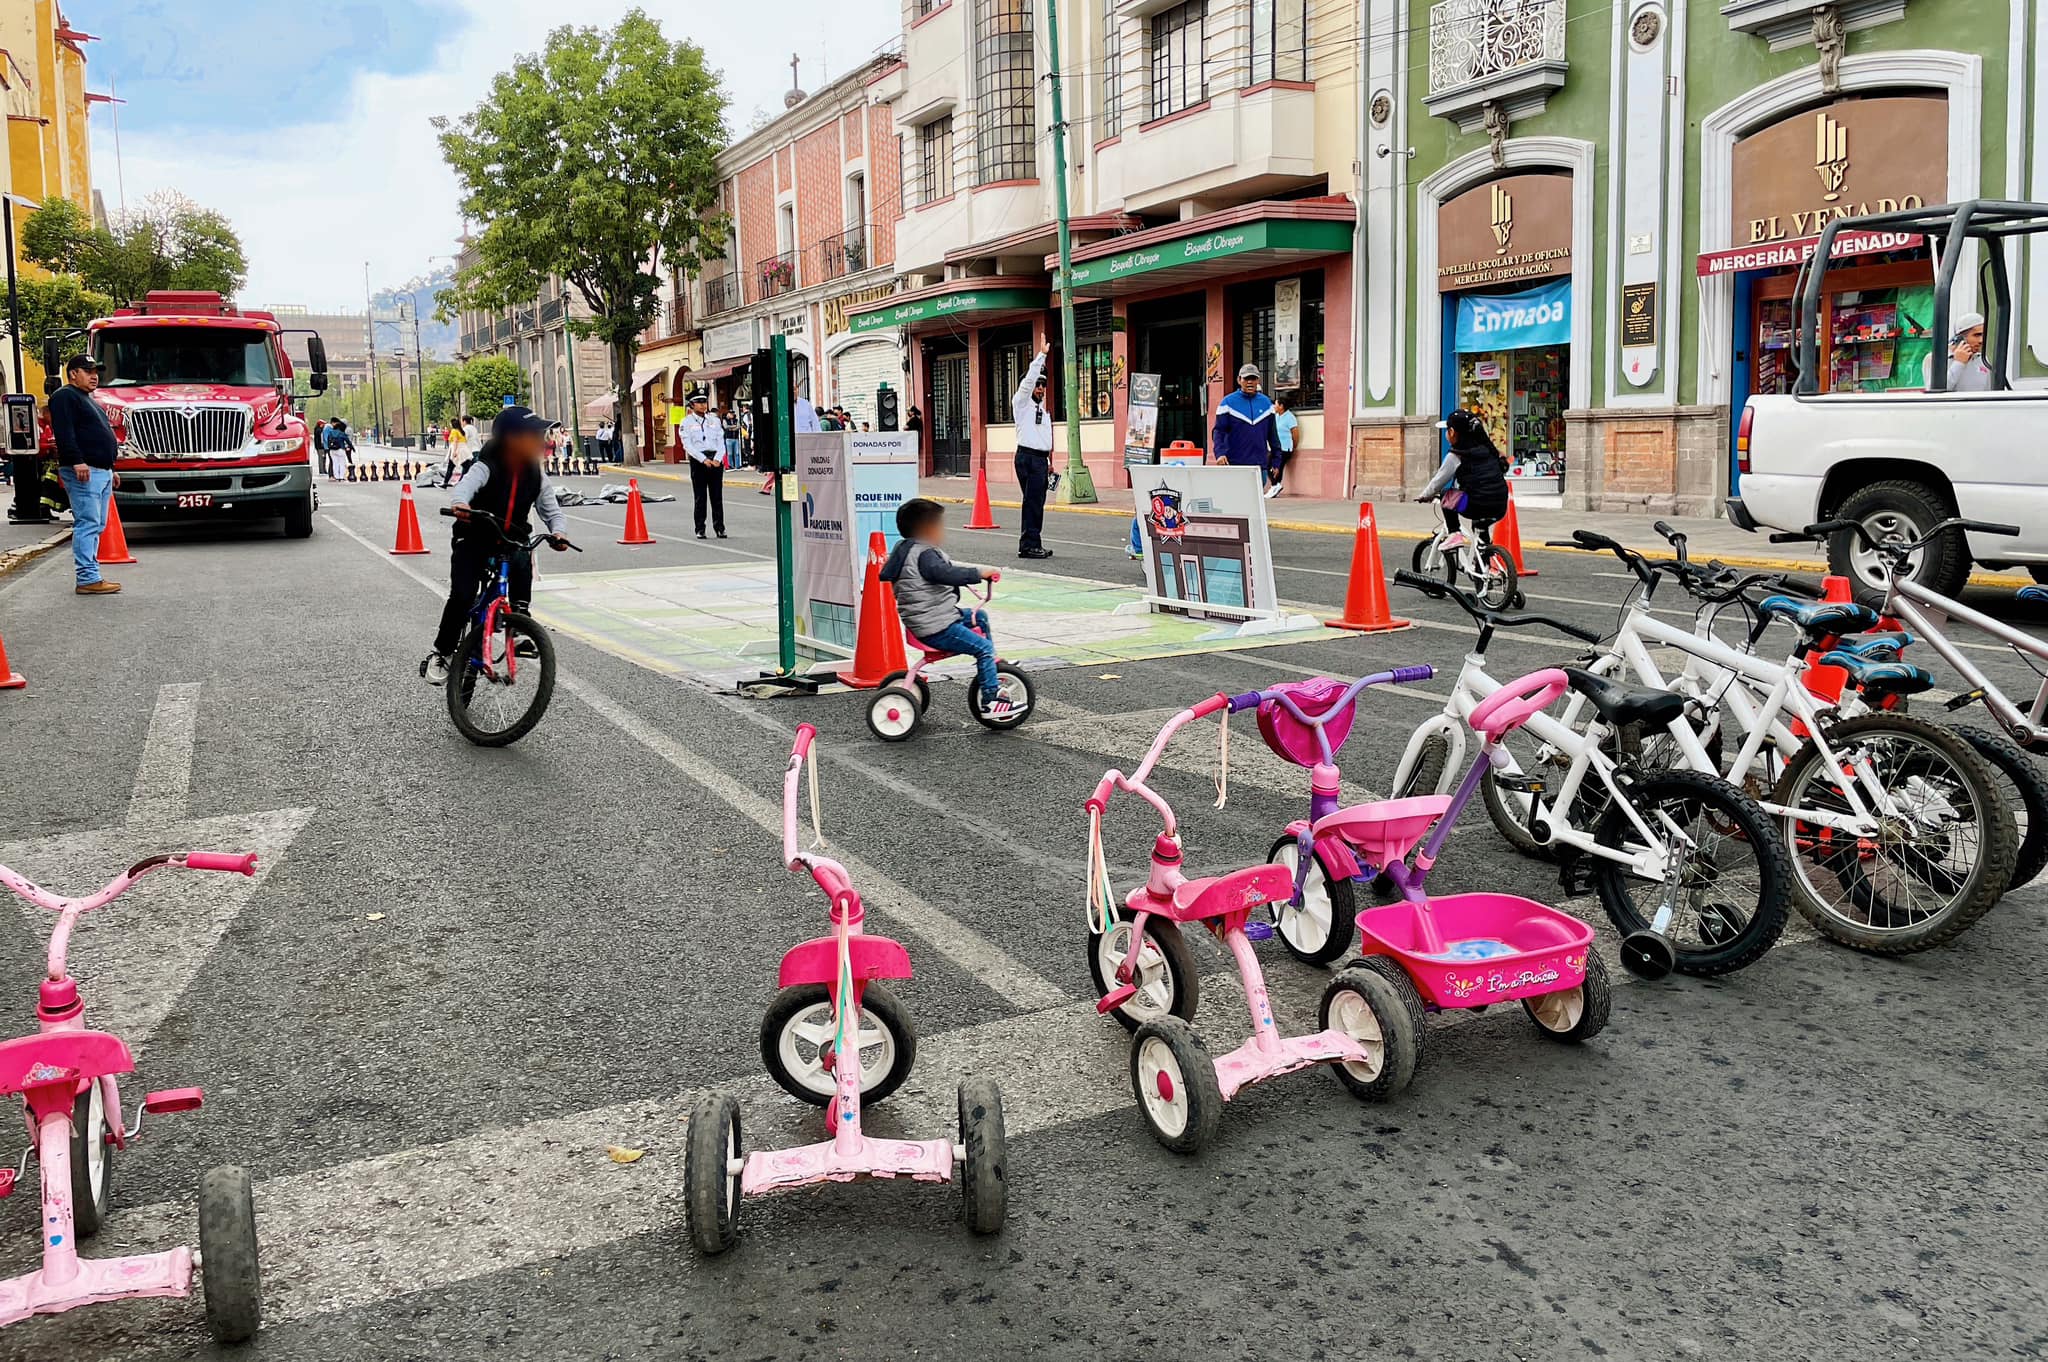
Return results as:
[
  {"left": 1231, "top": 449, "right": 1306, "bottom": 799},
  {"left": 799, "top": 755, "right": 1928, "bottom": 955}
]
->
[
  {"left": 793, "top": 383, "right": 821, "bottom": 434},
  {"left": 1013, "top": 344, "right": 1053, "bottom": 559},
  {"left": 1921, "top": 311, "right": 1998, "bottom": 393},
  {"left": 678, "top": 389, "right": 727, "bottom": 538}
]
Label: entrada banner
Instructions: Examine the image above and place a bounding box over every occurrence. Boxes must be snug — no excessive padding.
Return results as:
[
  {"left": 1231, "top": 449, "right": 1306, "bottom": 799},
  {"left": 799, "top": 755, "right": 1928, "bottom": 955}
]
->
[{"left": 1454, "top": 280, "right": 1572, "bottom": 352}]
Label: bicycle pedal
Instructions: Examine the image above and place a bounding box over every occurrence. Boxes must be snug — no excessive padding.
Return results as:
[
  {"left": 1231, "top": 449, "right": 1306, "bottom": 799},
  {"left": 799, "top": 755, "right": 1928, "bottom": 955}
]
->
[
  {"left": 1493, "top": 772, "right": 1546, "bottom": 795},
  {"left": 1243, "top": 920, "right": 1276, "bottom": 942},
  {"left": 1944, "top": 689, "right": 1985, "bottom": 712}
]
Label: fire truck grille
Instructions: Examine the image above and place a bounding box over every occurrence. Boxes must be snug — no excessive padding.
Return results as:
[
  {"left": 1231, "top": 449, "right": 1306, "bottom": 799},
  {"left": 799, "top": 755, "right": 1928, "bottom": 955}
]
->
[{"left": 125, "top": 405, "right": 252, "bottom": 457}]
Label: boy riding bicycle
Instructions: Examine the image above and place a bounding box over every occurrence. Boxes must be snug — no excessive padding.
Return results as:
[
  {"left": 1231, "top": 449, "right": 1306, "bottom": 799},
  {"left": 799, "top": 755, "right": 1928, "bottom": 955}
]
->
[
  {"left": 420, "top": 405, "right": 573, "bottom": 686},
  {"left": 880, "top": 498, "right": 1015, "bottom": 717}
]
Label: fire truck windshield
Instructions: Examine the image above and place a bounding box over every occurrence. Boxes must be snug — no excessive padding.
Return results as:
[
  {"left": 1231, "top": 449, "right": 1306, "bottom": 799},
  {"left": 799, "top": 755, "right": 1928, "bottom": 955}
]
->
[{"left": 96, "top": 327, "right": 281, "bottom": 389}]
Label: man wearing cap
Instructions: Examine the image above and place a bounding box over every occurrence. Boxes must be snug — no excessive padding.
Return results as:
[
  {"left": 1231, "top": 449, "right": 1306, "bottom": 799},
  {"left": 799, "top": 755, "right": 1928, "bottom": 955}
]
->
[
  {"left": 1211, "top": 364, "right": 1284, "bottom": 486},
  {"left": 679, "top": 388, "right": 727, "bottom": 539},
  {"left": 1922, "top": 311, "right": 1997, "bottom": 392},
  {"left": 1012, "top": 343, "right": 1054, "bottom": 559},
  {"left": 48, "top": 354, "right": 121, "bottom": 595}
]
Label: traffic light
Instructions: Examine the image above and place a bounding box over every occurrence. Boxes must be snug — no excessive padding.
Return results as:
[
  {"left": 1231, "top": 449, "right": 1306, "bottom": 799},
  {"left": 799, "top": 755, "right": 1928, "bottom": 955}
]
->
[
  {"left": 875, "top": 383, "right": 899, "bottom": 432},
  {"left": 749, "top": 346, "right": 795, "bottom": 473}
]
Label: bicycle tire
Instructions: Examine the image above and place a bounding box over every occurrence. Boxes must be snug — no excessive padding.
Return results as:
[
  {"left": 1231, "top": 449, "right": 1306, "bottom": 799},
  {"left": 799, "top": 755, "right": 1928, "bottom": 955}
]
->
[
  {"left": 447, "top": 610, "right": 557, "bottom": 747},
  {"left": 1590, "top": 768, "right": 1792, "bottom": 976},
  {"left": 1770, "top": 713, "right": 2016, "bottom": 954},
  {"left": 1465, "top": 543, "right": 1519, "bottom": 612},
  {"left": 1951, "top": 725, "right": 2048, "bottom": 890}
]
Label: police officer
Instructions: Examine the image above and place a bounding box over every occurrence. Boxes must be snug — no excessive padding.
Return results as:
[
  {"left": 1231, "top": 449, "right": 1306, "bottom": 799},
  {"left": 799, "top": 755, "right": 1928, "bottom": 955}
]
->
[{"left": 679, "top": 388, "right": 726, "bottom": 539}]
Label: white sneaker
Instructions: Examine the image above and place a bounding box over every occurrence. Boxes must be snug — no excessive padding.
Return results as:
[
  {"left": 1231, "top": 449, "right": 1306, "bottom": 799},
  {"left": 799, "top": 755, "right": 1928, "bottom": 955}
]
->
[
  {"left": 1264, "top": 482, "right": 1282, "bottom": 499},
  {"left": 420, "top": 653, "right": 449, "bottom": 686}
]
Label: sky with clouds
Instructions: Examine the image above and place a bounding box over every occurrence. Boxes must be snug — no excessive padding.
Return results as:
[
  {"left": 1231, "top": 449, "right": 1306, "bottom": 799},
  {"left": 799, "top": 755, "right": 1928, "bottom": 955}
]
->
[{"left": 68, "top": 1, "right": 902, "bottom": 311}]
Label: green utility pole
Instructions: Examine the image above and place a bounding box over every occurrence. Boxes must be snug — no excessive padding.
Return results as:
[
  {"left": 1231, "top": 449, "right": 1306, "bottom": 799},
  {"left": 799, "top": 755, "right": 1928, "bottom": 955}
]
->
[
  {"left": 772, "top": 333, "right": 797, "bottom": 675},
  {"left": 563, "top": 290, "right": 584, "bottom": 453},
  {"left": 1045, "top": 0, "right": 1096, "bottom": 504}
]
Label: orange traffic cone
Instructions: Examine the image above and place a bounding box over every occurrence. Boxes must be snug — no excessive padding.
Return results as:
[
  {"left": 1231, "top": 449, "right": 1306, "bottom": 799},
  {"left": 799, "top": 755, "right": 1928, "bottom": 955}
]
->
[
  {"left": 1494, "top": 489, "right": 1536, "bottom": 577},
  {"left": 619, "top": 478, "right": 654, "bottom": 545},
  {"left": 967, "top": 460, "right": 998, "bottom": 530},
  {"left": 390, "top": 482, "right": 429, "bottom": 555},
  {"left": 1328, "top": 501, "right": 1411, "bottom": 633},
  {"left": 0, "top": 626, "right": 24, "bottom": 690},
  {"left": 840, "top": 531, "right": 911, "bottom": 689},
  {"left": 96, "top": 495, "right": 137, "bottom": 565},
  {"left": 1800, "top": 574, "right": 1858, "bottom": 704}
]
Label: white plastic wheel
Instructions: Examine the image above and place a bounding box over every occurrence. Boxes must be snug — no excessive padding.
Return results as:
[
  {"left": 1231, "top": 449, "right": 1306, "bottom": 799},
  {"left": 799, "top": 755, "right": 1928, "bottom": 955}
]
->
[
  {"left": 866, "top": 685, "right": 921, "bottom": 742},
  {"left": 1130, "top": 1018, "right": 1220, "bottom": 1153},
  {"left": 767, "top": 994, "right": 904, "bottom": 1101},
  {"left": 1135, "top": 1033, "right": 1190, "bottom": 1140},
  {"left": 1094, "top": 920, "right": 1175, "bottom": 1024}
]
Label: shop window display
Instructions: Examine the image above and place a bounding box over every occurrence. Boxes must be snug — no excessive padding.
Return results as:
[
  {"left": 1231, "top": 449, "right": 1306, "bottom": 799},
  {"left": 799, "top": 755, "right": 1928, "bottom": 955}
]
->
[{"left": 1455, "top": 348, "right": 1566, "bottom": 490}]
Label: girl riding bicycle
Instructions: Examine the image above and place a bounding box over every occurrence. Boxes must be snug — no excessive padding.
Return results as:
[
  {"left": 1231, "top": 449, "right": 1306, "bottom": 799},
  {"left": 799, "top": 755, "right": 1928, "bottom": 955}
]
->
[
  {"left": 1416, "top": 408, "right": 1509, "bottom": 541},
  {"left": 421, "top": 405, "right": 573, "bottom": 686}
]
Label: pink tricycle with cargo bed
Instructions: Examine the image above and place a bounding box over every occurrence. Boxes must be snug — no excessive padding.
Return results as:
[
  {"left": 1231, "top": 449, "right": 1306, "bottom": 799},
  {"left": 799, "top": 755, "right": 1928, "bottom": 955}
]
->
[
  {"left": 685, "top": 723, "right": 1006, "bottom": 1253},
  {"left": 0, "top": 852, "right": 263, "bottom": 1343}
]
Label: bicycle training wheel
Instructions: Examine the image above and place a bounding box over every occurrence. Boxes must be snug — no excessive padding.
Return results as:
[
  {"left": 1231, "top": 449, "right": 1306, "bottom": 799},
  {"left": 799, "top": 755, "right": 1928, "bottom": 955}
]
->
[
  {"left": 447, "top": 611, "right": 557, "bottom": 747},
  {"left": 1770, "top": 713, "right": 2016, "bottom": 954},
  {"left": 1590, "top": 769, "right": 1791, "bottom": 976}
]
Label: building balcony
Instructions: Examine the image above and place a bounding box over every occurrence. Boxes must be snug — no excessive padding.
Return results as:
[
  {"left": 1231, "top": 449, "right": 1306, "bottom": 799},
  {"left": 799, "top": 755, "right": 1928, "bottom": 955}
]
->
[
  {"left": 702, "top": 272, "right": 742, "bottom": 317},
  {"left": 515, "top": 306, "right": 539, "bottom": 334},
  {"left": 756, "top": 251, "right": 798, "bottom": 301},
  {"left": 1423, "top": 0, "right": 1567, "bottom": 133},
  {"left": 819, "top": 224, "right": 870, "bottom": 281},
  {"left": 1721, "top": 0, "right": 1907, "bottom": 48},
  {"left": 644, "top": 295, "right": 691, "bottom": 344},
  {"left": 540, "top": 295, "right": 567, "bottom": 326},
  {"left": 493, "top": 317, "right": 513, "bottom": 343}
]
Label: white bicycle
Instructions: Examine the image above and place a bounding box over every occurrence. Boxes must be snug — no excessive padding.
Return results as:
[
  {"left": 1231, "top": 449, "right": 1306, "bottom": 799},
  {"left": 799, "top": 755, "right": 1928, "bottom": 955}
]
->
[
  {"left": 1543, "top": 528, "right": 2015, "bottom": 956},
  {"left": 1409, "top": 494, "right": 1521, "bottom": 611},
  {"left": 1389, "top": 570, "right": 1792, "bottom": 980}
]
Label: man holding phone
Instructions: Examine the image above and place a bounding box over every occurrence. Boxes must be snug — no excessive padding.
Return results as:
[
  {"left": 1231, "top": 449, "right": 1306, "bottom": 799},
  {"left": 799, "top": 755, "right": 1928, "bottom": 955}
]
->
[{"left": 1924, "top": 310, "right": 1996, "bottom": 392}]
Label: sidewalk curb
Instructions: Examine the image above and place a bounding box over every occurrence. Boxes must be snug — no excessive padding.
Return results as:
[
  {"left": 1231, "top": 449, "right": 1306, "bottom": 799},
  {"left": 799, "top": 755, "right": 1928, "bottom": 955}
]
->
[{"left": 0, "top": 527, "right": 71, "bottom": 579}]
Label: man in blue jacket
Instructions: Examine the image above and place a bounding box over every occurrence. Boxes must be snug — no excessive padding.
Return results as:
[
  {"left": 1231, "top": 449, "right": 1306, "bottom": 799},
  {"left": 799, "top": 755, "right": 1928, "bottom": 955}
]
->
[
  {"left": 48, "top": 354, "right": 121, "bottom": 595},
  {"left": 1210, "top": 363, "right": 1282, "bottom": 477}
]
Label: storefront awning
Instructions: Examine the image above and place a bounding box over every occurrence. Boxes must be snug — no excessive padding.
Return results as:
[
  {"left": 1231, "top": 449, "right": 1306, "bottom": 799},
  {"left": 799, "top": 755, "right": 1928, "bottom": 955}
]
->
[
  {"left": 583, "top": 393, "right": 616, "bottom": 418},
  {"left": 1052, "top": 202, "right": 1354, "bottom": 297},
  {"left": 845, "top": 279, "right": 1050, "bottom": 335},
  {"left": 690, "top": 357, "right": 747, "bottom": 385},
  {"left": 1695, "top": 229, "right": 1924, "bottom": 278},
  {"left": 631, "top": 363, "right": 670, "bottom": 392}
]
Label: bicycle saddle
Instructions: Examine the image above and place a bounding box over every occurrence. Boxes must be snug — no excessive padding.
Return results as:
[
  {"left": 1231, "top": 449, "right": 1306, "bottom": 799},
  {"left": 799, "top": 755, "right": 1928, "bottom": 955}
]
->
[
  {"left": 1757, "top": 594, "right": 1880, "bottom": 637},
  {"left": 1818, "top": 651, "right": 1936, "bottom": 698},
  {"left": 1828, "top": 631, "right": 1913, "bottom": 661},
  {"left": 2018, "top": 585, "right": 2048, "bottom": 605},
  {"left": 1561, "top": 668, "right": 1686, "bottom": 731}
]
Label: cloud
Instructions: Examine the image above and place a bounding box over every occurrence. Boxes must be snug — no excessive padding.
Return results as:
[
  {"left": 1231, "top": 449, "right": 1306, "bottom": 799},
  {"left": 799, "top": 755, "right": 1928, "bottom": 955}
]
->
[{"left": 78, "top": 0, "right": 901, "bottom": 310}]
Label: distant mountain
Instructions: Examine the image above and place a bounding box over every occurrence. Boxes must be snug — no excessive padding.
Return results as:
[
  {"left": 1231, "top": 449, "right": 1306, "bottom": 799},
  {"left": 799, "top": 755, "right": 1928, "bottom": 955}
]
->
[{"left": 372, "top": 267, "right": 458, "bottom": 360}]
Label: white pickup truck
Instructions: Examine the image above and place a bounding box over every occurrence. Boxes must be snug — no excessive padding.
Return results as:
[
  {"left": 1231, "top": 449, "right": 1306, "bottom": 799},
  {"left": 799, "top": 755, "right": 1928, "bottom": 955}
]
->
[{"left": 1725, "top": 200, "right": 2048, "bottom": 602}]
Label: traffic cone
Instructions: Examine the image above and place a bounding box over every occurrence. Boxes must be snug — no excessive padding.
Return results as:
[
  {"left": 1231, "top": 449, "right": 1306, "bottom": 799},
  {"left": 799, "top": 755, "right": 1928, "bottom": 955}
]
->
[
  {"left": 967, "top": 460, "right": 998, "bottom": 530},
  {"left": 96, "top": 495, "right": 137, "bottom": 565},
  {"left": 0, "top": 627, "right": 24, "bottom": 690},
  {"left": 619, "top": 478, "right": 654, "bottom": 545},
  {"left": 390, "top": 482, "right": 429, "bottom": 555},
  {"left": 840, "top": 531, "right": 910, "bottom": 689},
  {"left": 1800, "top": 574, "right": 1857, "bottom": 705},
  {"left": 1495, "top": 489, "right": 1536, "bottom": 577},
  {"left": 1327, "top": 501, "right": 1411, "bottom": 633}
]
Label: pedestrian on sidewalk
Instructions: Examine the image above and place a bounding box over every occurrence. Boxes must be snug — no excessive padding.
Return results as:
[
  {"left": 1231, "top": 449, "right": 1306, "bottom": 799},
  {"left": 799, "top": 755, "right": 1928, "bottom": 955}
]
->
[
  {"left": 719, "top": 398, "right": 741, "bottom": 468},
  {"left": 1014, "top": 343, "right": 1053, "bottom": 560},
  {"left": 327, "top": 419, "right": 356, "bottom": 481},
  {"left": 595, "top": 418, "right": 614, "bottom": 463},
  {"left": 1266, "top": 392, "right": 1298, "bottom": 499},
  {"left": 679, "top": 389, "right": 727, "bottom": 539},
  {"left": 1212, "top": 364, "right": 1283, "bottom": 490},
  {"left": 440, "top": 418, "right": 468, "bottom": 487},
  {"left": 48, "top": 354, "right": 120, "bottom": 595}
]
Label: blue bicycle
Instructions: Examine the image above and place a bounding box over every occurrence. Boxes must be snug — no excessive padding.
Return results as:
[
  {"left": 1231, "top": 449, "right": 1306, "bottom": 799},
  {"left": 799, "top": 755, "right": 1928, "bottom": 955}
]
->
[{"left": 437, "top": 507, "right": 578, "bottom": 746}]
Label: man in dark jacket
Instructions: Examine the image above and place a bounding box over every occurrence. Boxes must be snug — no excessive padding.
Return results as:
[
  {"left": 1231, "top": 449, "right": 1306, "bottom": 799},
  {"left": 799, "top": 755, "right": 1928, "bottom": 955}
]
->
[
  {"left": 1210, "top": 363, "right": 1283, "bottom": 476},
  {"left": 47, "top": 354, "right": 121, "bottom": 595}
]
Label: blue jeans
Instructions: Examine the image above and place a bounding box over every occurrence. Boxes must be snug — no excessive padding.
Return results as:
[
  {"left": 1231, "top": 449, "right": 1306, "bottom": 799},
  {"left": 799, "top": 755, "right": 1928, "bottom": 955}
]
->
[
  {"left": 59, "top": 466, "right": 112, "bottom": 585},
  {"left": 918, "top": 608, "right": 999, "bottom": 695}
]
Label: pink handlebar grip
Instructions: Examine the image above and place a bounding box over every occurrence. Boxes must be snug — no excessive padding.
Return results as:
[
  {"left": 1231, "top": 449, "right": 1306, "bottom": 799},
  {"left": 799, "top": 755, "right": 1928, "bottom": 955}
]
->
[
  {"left": 184, "top": 852, "right": 257, "bottom": 876},
  {"left": 1085, "top": 773, "right": 1116, "bottom": 814},
  {"left": 1189, "top": 694, "right": 1228, "bottom": 720},
  {"left": 792, "top": 724, "right": 817, "bottom": 759},
  {"left": 1469, "top": 668, "right": 1571, "bottom": 740}
]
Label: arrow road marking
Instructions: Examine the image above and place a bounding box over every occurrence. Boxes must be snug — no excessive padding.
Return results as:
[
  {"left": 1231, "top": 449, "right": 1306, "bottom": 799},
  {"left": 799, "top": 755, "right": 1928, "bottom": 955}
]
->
[{"left": 127, "top": 682, "right": 200, "bottom": 825}]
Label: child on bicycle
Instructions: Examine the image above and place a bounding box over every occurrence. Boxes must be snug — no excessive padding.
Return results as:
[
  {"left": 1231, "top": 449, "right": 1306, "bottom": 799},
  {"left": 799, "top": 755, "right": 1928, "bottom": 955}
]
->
[
  {"left": 1417, "top": 407, "right": 1509, "bottom": 542},
  {"left": 880, "top": 498, "right": 1012, "bottom": 716},
  {"left": 420, "top": 405, "right": 573, "bottom": 686}
]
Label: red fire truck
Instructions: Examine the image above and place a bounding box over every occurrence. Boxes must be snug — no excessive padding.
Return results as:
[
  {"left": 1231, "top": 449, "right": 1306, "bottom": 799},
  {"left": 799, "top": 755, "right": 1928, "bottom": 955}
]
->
[{"left": 42, "top": 290, "right": 329, "bottom": 538}]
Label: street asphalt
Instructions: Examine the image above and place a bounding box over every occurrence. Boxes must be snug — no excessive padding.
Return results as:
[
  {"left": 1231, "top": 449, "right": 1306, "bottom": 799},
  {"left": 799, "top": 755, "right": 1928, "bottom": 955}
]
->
[{"left": 0, "top": 469, "right": 2042, "bottom": 1360}]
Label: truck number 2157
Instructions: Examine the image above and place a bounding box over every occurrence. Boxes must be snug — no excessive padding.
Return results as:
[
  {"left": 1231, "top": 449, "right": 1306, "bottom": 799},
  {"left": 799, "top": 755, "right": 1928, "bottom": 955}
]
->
[{"left": 176, "top": 492, "right": 214, "bottom": 509}]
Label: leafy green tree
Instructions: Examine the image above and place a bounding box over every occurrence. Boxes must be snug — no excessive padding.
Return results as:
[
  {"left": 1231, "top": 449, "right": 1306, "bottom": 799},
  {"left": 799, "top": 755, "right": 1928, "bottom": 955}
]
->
[
  {"left": 459, "top": 356, "right": 528, "bottom": 416},
  {"left": 15, "top": 274, "right": 113, "bottom": 369},
  {"left": 18, "top": 195, "right": 93, "bottom": 274},
  {"left": 435, "top": 9, "right": 727, "bottom": 462},
  {"left": 19, "top": 190, "right": 249, "bottom": 303},
  {"left": 423, "top": 362, "right": 466, "bottom": 425}
]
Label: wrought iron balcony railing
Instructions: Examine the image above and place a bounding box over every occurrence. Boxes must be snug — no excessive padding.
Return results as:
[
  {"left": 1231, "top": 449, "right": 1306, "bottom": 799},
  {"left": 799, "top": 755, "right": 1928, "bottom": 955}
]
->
[
  {"left": 1425, "top": 0, "right": 1567, "bottom": 128},
  {"left": 756, "top": 250, "right": 798, "bottom": 301},
  {"left": 819, "top": 224, "right": 871, "bottom": 281},
  {"left": 702, "top": 272, "right": 742, "bottom": 317}
]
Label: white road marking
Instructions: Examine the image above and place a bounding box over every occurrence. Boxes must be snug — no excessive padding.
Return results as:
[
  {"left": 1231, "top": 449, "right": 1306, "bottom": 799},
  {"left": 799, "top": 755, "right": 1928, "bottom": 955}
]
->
[
  {"left": 556, "top": 509, "right": 772, "bottom": 562},
  {"left": 126, "top": 683, "right": 201, "bottom": 825},
  {"left": 326, "top": 513, "right": 1067, "bottom": 1012}
]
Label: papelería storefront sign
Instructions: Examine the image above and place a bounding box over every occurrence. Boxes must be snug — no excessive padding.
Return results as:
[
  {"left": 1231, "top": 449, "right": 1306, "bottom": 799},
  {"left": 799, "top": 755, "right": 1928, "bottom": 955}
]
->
[
  {"left": 1437, "top": 173, "right": 1574, "bottom": 293},
  {"left": 1730, "top": 95, "right": 1948, "bottom": 246}
]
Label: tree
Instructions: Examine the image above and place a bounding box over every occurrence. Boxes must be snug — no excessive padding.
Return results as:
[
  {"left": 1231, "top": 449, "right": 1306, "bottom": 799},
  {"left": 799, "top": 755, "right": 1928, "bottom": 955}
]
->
[
  {"left": 436, "top": 10, "right": 727, "bottom": 463},
  {"left": 15, "top": 274, "right": 113, "bottom": 387},
  {"left": 459, "top": 356, "right": 528, "bottom": 416},
  {"left": 423, "top": 362, "right": 466, "bottom": 425},
  {"left": 19, "top": 190, "right": 249, "bottom": 303}
]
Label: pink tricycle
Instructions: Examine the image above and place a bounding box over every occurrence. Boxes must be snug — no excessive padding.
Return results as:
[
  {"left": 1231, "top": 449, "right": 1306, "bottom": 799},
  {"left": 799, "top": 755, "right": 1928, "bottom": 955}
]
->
[
  {"left": 686, "top": 724, "right": 1006, "bottom": 1253},
  {"left": 0, "top": 852, "right": 263, "bottom": 1343},
  {"left": 866, "top": 576, "right": 1034, "bottom": 741}
]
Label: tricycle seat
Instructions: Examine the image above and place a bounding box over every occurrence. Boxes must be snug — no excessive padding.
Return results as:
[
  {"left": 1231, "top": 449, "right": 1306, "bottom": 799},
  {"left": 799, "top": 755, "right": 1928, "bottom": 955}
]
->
[
  {"left": 1169, "top": 863, "right": 1296, "bottom": 922},
  {"left": 1310, "top": 796, "right": 1453, "bottom": 866},
  {"left": 0, "top": 1030, "right": 133, "bottom": 1096}
]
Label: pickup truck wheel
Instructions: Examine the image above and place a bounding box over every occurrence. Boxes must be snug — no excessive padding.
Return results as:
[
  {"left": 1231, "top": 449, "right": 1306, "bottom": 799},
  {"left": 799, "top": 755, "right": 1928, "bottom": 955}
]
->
[{"left": 1830, "top": 480, "right": 1965, "bottom": 607}]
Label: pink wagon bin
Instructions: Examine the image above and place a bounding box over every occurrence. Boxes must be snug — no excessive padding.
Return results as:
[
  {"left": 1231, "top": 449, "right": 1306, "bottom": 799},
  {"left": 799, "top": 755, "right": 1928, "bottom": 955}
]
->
[{"left": 1316, "top": 668, "right": 1612, "bottom": 1098}]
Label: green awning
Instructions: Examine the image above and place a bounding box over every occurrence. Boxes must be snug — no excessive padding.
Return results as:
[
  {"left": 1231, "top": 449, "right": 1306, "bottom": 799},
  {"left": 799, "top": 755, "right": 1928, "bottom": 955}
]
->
[
  {"left": 847, "top": 286, "right": 1049, "bottom": 334},
  {"left": 1058, "top": 218, "right": 1352, "bottom": 295}
]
